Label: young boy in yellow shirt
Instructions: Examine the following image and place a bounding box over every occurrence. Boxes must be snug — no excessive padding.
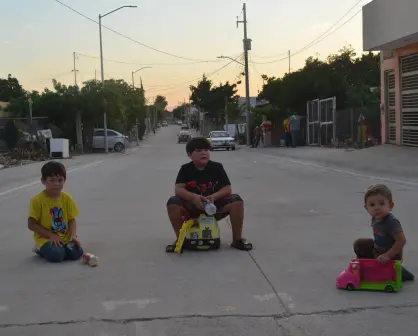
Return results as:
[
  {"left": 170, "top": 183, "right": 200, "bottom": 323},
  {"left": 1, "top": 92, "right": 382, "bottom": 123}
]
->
[{"left": 28, "top": 161, "right": 83, "bottom": 262}]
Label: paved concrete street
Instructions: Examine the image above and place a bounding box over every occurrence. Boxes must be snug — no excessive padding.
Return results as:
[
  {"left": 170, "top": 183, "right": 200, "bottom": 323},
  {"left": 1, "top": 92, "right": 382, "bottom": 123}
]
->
[{"left": 0, "top": 127, "right": 417, "bottom": 335}]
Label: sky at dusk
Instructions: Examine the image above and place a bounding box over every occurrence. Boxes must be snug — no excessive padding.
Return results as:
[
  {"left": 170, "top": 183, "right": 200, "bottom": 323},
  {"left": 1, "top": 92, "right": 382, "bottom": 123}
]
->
[{"left": 0, "top": 0, "right": 371, "bottom": 109}]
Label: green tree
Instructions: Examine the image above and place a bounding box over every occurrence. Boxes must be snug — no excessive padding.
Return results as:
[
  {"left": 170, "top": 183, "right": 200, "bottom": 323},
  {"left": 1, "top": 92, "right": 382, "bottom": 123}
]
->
[
  {"left": 154, "top": 95, "right": 168, "bottom": 110},
  {"left": 172, "top": 104, "right": 188, "bottom": 120},
  {"left": 153, "top": 95, "right": 168, "bottom": 121},
  {"left": 189, "top": 75, "right": 238, "bottom": 122},
  {"left": 258, "top": 46, "right": 380, "bottom": 119},
  {"left": 0, "top": 75, "right": 25, "bottom": 102}
]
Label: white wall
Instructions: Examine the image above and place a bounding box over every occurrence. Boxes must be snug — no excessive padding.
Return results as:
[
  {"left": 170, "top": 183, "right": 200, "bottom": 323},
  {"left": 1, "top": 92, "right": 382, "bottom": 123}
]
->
[{"left": 363, "top": 0, "right": 418, "bottom": 51}]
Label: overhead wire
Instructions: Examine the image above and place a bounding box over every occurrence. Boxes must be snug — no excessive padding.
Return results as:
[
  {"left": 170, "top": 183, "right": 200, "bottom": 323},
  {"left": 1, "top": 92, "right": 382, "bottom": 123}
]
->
[
  {"left": 252, "top": 0, "right": 364, "bottom": 64},
  {"left": 144, "top": 54, "right": 244, "bottom": 94},
  {"left": 75, "top": 53, "right": 224, "bottom": 67},
  {"left": 53, "top": 0, "right": 221, "bottom": 63},
  {"left": 38, "top": 71, "right": 73, "bottom": 83}
]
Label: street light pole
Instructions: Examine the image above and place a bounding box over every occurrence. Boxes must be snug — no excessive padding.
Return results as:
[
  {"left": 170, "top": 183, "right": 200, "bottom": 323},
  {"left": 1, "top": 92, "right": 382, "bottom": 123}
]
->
[
  {"left": 99, "top": 14, "right": 108, "bottom": 152},
  {"left": 99, "top": 5, "right": 137, "bottom": 153},
  {"left": 237, "top": 3, "right": 252, "bottom": 146},
  {"left": 132, "top": 66, "right": 152, "bottom": 87}
]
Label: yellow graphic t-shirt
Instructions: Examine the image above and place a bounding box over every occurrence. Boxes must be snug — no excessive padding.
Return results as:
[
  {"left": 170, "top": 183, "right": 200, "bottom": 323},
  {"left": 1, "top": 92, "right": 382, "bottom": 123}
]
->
[{"left": 28, "top": 191, "right": 79, "bottom": 249}]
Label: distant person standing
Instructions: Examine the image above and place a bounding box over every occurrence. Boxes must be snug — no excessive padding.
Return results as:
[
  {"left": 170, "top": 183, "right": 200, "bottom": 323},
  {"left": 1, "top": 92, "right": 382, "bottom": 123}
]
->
[
  {"left": 251, "top": 126, "right": 261, "bottom": 148},
  {"left": 283, "top": 117, "right": 291, "bottom": 147},
  {"left": 289, "top": 113, "right": 298, "bottom": 148}
]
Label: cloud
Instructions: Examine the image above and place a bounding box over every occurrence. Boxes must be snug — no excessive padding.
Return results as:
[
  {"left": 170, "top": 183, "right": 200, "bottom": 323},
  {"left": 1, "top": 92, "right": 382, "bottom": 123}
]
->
[{"left": 2, "top": 40, "right": 9, "bottom": 44}]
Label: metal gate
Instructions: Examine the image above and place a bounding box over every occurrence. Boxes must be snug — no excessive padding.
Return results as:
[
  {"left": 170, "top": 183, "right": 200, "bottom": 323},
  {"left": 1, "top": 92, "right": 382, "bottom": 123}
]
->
[
  {"left": 307, "top": 99, "right": 319, "bottom": 145},
  {"left": 385, "top": 70, "right": 396, "bottom": 144},
  {"left": 401, "top": 53, "right": 418, "bottom": 146},
  {"left": 306, "top": 96, "right": 336, "bottom": 146}
]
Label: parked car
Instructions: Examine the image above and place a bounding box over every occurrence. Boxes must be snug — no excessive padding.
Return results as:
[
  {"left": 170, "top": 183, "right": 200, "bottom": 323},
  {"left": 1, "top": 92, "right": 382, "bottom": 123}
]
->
[
  {"left": 162, "top": 121, "right": 168, "bottom": 127},
  {"left": 178, "top": 130, "right": 192, "bottom": 143},
  {"left": 180, "top": 124, "right": 189, "bottom": 130},
  {"left": 208, "top": 131, "right": 236, "bottom": 151},
  {"left": 92, "top": 128, "right": 129, "bottom": 152}
]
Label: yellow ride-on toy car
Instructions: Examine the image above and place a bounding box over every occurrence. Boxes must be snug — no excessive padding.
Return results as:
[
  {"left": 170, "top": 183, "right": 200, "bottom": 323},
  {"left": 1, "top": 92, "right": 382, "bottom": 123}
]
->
[{"left": 166, "top": 214, "right": 221, "bottom": 253}]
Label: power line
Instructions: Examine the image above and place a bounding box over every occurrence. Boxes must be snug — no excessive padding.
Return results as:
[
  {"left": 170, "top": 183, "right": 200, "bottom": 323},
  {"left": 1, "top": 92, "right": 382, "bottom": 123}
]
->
[
  {"left": 251, "top": 51, "right": 289, "bottom": 59},
  {"left": 252, "top": 0, "right": 364, "bottom": 64},
  {"left": 76, "top": 53, "right": 223, "bottom": 67},
  {"left": 145, "top": 55, "right": 243, "bottom": 93},
  {"left": 249, "top": 54, "right": 263, "bottom": 78},
  {"left": 292, "top": 0, "right": 364, "bottom": 55},
  {"left": 53, "top": 0, "right": 220, "bottom": 63}
]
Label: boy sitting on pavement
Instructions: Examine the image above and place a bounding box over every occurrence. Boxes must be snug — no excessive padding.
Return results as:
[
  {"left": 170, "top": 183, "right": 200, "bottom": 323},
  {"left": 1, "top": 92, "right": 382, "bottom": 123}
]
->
[
  {"left": 166, "top": 137, "right": 253, "bottom": 252},
  {"left": 29, "top": 161, "right": 84, "bottom": 263},
  {"left": 353, "top": 184, "right": 414, "bottom": 281}
]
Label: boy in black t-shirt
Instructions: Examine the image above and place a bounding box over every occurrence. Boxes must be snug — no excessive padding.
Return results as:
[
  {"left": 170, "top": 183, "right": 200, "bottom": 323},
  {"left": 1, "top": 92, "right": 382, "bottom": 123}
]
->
[{"left": 166, "top": 137, "right": 253, "bottom": 252}]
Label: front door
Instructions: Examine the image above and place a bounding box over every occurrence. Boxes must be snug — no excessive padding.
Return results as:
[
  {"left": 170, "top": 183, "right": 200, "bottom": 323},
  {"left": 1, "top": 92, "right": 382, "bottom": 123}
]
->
[
  {"left": 400, "top": 53, "right": 418, "bottom": 146},
  {"left": 385, "top": 70, "right": 396, "bottom": 144}
]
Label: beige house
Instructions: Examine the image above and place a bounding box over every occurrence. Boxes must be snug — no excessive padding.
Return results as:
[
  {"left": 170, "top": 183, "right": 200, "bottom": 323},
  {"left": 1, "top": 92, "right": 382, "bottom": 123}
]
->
[{"left": 363, "top": 0, "right": 418, "bottom": 146}]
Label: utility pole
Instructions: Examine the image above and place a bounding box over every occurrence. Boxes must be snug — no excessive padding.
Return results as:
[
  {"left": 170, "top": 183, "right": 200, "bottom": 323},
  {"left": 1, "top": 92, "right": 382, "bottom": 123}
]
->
[
  {"left": 237, "top": 3, "right": 252, "bottom": 146},
  {"left": 224, "top": 96, "right": 228, "bottom": 131},
  {"left": 154, "top": 105, "right": 158, "bottom": 129},
  {"left": 99, "top": 14, "right": 109, "bottom": 153},
  {"left": 98, "top": 6, "right": 137, "bottom": 153},
  {"left": 72, "top": 52, "right": 78, "bottom": 85},
  {"left": 28, "top": 95, "right": 33, "bottom": 130},
  {"left": 72, "top": 52, "right": 83, "bottom": 153},
  {"left": 95, "top": 70, "right": 97, "bottom": 81},
  {"left": 288, "top": 50, "right": 291, "bottom": 73}
]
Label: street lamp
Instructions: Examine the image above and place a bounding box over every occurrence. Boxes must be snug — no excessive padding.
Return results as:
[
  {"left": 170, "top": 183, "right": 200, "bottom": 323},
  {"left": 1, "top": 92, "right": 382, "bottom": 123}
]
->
[
  {"left": 99, "top": 5, "right": 137, "bottom": 153},
  {"left": 217, "top": 55, "right": 244, "bottom": 66},
  {"left": 217, "top": 55, "right": 251, "bottom": 146},
  {"left": 131, "top": 67, "right": 151, "bottom": 145},
  {"left": 132, "top": 67, "right": 152, "bottom": 87}
]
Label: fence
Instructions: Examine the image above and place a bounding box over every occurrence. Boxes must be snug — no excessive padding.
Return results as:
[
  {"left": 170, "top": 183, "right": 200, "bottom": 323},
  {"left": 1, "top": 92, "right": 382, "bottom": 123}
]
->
[
  {"left": 335, "top": 106, "right": 381, "bottom": 147},
  {"left": 306, "top": 96, "right": 336, "bottom": 146}
]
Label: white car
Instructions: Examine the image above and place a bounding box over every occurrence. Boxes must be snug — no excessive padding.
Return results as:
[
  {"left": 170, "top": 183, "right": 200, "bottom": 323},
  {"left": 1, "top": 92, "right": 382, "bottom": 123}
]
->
[
  {"left": 162, "top": 121, "right": 168, "bottom": 126},
  {"left": 208, "top": 131, "right": 236, "bottom": 151},
  {"left": 92, "top": 128, "right": 129, "bottom": 152}
]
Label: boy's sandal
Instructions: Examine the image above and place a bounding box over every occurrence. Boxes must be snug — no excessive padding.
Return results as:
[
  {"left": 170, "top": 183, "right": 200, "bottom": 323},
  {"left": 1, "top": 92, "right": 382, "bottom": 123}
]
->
[{"left": 230, "top": 238, "right": 253, "bottom": 251}]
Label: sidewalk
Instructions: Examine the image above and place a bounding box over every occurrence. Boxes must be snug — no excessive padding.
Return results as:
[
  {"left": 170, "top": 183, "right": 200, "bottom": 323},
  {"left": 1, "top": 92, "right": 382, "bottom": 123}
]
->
[
  {"left": 245, "top": 145, "right": 418, "bottom": 182},
  {"left": 0, "top": 143, "right": 142, "bottom": 195}
]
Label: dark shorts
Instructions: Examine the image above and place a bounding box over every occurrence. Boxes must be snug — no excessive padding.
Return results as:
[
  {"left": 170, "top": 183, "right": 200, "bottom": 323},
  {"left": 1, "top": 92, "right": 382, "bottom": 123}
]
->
[
  {"left": 167, "top": 194, "right": 243, "bottom": 217},
  {"left": 353, "top": 238, "right": 402, "bottom": 261}
]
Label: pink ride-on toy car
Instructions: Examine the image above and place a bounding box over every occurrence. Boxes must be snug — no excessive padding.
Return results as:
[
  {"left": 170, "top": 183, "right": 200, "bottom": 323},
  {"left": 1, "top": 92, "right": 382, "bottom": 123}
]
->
[{"left": 336, "top": 259, "right": 402, "bottom": 293}]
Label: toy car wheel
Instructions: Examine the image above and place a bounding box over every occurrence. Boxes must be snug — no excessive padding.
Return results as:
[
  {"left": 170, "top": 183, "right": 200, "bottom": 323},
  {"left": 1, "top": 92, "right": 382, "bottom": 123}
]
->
[
  {"left": 346, "top": 283, "right": 355, "bottom": 291},
  {"left": 385, "top": 285, "right": 394, "bottom": 293}
]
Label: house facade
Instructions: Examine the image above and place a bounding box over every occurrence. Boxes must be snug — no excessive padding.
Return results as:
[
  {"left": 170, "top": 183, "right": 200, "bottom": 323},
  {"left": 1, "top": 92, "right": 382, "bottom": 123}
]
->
[{"left": 363, "top": 0, "right": 418, "bottom": 146}]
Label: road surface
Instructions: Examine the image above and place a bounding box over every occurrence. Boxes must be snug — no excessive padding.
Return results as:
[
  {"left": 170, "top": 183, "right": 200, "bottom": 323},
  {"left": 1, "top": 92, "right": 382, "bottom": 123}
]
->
[{"left": 0, "top": 127, "right": 417, "bottom": 335}]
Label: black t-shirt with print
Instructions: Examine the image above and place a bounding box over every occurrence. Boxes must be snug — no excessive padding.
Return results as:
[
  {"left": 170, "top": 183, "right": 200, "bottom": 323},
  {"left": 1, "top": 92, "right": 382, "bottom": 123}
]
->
[{"left": 175, "top": 160, "right": 231, "bottom": 197}]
